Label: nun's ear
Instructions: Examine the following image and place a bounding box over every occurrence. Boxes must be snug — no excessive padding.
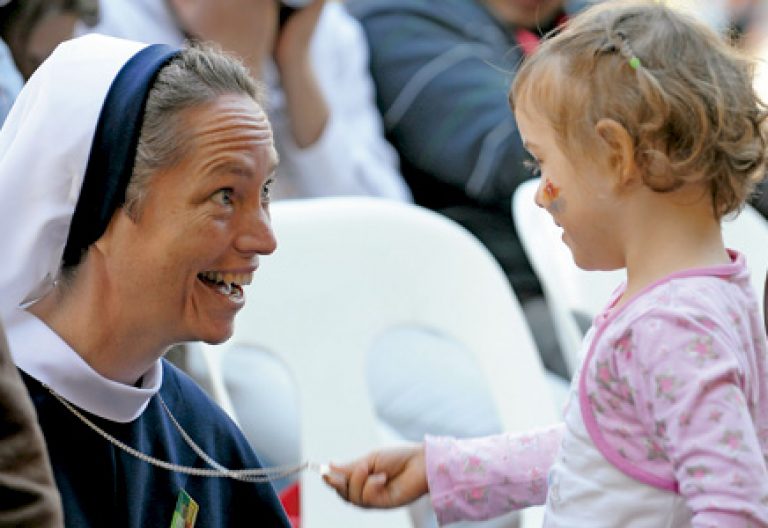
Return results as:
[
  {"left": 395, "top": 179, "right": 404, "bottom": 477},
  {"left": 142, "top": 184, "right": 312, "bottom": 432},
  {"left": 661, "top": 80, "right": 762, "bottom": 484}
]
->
[{"left": 92, "top": 208, "right": 131, "bottom": 256}]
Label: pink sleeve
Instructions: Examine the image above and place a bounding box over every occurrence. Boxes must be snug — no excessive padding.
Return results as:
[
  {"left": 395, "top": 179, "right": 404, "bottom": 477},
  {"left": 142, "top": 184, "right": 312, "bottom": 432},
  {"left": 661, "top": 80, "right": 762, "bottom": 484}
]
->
[
  {"left": 627, "top": 312, "right": 768, "bottom": 527},
  {"left": 424, "top": 424, "right": 564, "bottom": 525}
]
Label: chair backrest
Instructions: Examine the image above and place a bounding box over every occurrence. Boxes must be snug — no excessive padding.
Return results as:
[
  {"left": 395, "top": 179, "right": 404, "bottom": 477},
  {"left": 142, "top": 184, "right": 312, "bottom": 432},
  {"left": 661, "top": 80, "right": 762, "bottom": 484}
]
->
[
  {"left": 721, "top": 205, "right": 768, "bottom": 311},
  {"left": 513, "top": 178, "right": 768, "bottom": 375},
  {"left": 199, "top": 197, "right": 558, "bottom": 527}
]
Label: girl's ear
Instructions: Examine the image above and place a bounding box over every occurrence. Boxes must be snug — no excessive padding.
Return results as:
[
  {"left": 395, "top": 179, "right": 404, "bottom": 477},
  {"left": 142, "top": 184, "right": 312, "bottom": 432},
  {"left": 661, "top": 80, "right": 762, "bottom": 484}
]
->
[{"left": 595, "top": 118, "right": 639, "bottom": 191}]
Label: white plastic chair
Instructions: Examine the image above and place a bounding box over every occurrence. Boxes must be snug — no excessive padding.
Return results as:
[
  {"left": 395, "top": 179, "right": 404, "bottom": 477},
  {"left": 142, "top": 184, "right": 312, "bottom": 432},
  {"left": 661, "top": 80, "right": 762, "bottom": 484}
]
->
[
  {"left": 195, "top": 197, "right": 559, "bottom": 528},
  {"left": 721, "top": 205, "right": 768, "bottom": 311},
  {"left": 513, "top": 178, "right": 768, "bottom": 375}
]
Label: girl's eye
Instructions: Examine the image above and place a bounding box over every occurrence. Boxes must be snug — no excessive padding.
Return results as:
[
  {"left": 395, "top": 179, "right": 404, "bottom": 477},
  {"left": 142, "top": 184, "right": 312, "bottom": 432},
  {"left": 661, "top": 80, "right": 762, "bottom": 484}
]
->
[
  {"left": 261, "top": 178, "right": 274, "bottom": 204},
  {"left": 212, "top": 188, "right": 235, "bottom": 206},
  {"left": 523, "top": 158, "right": 542, "bottom": 177}
]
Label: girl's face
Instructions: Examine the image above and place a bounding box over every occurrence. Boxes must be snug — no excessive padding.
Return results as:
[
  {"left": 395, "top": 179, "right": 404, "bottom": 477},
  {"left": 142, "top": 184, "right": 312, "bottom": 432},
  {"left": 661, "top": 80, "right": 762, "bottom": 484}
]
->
[{"left": 515, "top": 106, "right": 628, "bottom": 271}]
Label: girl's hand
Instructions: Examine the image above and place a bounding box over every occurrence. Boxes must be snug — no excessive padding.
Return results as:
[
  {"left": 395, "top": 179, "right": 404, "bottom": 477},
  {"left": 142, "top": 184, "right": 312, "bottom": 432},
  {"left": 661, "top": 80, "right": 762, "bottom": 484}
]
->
[{"left": 323, "top": 444, "right": 429, "bottom": 508}]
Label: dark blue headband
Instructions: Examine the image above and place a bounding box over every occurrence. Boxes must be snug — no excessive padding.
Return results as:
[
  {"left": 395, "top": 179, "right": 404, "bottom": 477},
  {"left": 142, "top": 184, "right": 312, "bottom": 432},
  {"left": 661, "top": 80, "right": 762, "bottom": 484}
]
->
[{"left": 61, "top": 43, "right": 180, "bottom": 268}]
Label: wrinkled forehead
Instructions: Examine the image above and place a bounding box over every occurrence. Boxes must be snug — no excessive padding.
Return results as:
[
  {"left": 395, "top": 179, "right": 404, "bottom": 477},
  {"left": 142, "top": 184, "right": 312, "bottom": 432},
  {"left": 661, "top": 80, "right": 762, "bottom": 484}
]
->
[
  {"left": 192, "top": 95, "right": 274, "bottom": 139},
  {"left": 180, "top": 94, "right": 279, "bottom": 168}
]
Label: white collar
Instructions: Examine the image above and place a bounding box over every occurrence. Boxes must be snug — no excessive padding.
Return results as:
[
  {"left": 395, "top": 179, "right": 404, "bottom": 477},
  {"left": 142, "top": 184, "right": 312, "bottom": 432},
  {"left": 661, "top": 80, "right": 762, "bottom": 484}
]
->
[{"left": 6, "top": 309, "right": 163, "bottom": 423}]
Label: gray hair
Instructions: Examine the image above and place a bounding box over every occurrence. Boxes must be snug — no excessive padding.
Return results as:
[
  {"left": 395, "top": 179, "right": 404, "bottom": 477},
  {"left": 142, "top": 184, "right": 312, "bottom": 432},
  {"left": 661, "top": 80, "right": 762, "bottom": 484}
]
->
[{"left": 124, "top": 42, "right": 263, "bottom": 218}]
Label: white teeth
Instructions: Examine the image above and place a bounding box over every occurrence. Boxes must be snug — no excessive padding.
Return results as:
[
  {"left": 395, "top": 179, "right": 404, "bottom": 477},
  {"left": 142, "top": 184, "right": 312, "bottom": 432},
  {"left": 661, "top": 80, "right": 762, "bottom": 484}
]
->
[
  {"left": 215, "top": 282, "right": 233, "bottom": 296},
  {"left": 234, "top": 273, "right": 253, "bottom": 286},
  {"left": 231, "top": 286, "right": 243, "bottom": 301},
  {"left": 200, "top": 271, "right": 253, "bottom": 286}
]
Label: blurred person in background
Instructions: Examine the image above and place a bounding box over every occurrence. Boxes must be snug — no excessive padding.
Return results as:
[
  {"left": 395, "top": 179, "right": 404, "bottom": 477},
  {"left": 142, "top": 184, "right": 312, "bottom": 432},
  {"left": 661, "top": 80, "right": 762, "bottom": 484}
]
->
[
  {"left": 734, "top": 0, "right": 768, "bottom": 218},
  {"left": 346, "top": 0, "right": 595, "bottom": 380},
  {"left": 80, "top": 0, "right": 410, "bottom": 201},
  {"left": 0, "top": 0, "right": 99, "bottom": 125}
]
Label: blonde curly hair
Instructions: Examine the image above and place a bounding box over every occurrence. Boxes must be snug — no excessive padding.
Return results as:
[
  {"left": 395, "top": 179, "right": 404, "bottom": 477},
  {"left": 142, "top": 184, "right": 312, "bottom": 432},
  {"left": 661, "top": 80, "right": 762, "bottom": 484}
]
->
[{"left": 511, "top": 0, "right": 768, "bottom": 218}]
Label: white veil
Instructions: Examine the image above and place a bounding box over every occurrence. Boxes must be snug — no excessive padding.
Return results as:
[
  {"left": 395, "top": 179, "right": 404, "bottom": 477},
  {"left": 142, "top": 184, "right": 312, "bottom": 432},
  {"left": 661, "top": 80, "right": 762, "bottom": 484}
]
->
[{"left": 0, "top": 35, "right": 148, "bottom": 326}]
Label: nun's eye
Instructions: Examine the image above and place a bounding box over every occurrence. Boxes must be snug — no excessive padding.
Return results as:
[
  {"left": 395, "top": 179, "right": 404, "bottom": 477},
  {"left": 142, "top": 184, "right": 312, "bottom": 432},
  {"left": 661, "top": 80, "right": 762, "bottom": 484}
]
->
[
  {"left": 261, "top": 179, "right": 274, "bottom": 204},
  {"left": 212, "top": 188, "right": 234, "bottom": 206}
]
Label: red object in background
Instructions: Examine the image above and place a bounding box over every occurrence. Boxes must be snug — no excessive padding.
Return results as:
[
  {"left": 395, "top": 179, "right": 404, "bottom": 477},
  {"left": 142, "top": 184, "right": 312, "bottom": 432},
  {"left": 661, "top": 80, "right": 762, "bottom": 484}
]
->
[
  {"left": 279, "top": 482, "right": 301, "bottom": 528},
  {"left": 516, "top": 28, "right": 542, "bottom": 56},
  {"left": 516, "top": 14, "right": 568, "bottom": 56}
]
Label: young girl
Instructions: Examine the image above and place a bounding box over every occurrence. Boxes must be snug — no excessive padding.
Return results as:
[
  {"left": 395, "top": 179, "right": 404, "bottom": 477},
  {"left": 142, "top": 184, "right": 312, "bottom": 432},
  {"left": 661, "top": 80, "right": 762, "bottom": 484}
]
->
[{"left": 323, "top": 1, "right": 768, "bottom": 525}]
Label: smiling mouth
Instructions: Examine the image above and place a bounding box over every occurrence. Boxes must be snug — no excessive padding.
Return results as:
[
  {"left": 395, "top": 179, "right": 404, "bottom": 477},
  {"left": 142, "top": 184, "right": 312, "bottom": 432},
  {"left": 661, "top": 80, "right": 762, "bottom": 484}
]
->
[{"left": 197, "top": 271, "right": 252, "bottom": 301}]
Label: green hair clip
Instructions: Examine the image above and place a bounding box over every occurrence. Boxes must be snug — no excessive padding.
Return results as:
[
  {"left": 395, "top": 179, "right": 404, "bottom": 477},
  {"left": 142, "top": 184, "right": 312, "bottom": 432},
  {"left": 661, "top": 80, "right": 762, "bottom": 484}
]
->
[{"left": 629, "top": 56, "right": 641, "bottom": 70}]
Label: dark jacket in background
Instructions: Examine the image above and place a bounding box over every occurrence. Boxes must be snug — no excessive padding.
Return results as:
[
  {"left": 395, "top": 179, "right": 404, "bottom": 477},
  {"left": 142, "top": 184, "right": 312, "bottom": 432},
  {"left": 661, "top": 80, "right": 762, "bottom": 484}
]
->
[{"left": 347, "top": 0, "right": 591, "bottom": 298}]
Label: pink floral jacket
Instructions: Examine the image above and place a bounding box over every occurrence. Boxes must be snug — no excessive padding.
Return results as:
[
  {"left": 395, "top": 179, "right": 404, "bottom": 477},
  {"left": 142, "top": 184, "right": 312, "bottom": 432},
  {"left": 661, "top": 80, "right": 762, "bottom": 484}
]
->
[{"left": 426, "top": 252, "right": 768, "bottom": 526}]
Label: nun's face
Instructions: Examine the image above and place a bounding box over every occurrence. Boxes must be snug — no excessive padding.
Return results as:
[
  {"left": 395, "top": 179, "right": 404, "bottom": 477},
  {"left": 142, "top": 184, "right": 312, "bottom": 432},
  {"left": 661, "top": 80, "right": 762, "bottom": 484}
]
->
[{"left": 101, "top": 94, "right": 277, "bottom": 345}]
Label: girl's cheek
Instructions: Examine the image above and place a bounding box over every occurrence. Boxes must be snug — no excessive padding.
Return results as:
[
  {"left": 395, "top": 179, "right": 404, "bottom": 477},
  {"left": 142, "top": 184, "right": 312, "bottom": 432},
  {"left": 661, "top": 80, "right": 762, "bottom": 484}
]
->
[
  {"left": 542, "top": 178, "right": 565, "bottom": 214},
  {"left": 543, "top": 178, "right": 560, "bottom": 201}
]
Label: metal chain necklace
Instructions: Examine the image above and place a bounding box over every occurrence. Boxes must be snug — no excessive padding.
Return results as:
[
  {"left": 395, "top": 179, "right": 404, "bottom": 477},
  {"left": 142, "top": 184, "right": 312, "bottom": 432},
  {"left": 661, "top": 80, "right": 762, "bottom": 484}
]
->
[{"left": 44, "top": 384, "right": 327, "bottom": 483}]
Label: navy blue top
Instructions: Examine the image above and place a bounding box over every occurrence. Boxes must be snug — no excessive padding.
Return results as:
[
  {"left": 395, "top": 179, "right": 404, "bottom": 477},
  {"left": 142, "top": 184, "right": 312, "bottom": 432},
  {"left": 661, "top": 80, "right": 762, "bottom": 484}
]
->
[{"left": 21, "top": 360, "right": 291, "bottom": 527}]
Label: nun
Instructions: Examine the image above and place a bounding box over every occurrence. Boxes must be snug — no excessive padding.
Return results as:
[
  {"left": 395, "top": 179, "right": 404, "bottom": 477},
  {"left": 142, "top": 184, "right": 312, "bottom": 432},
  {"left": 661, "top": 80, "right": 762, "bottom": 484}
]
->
[{"left": 0, "top": 34, "right": 291, "bottom": 527}]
